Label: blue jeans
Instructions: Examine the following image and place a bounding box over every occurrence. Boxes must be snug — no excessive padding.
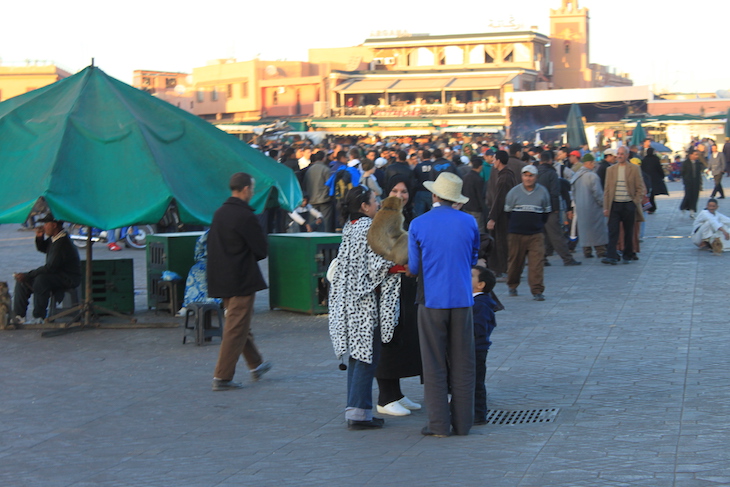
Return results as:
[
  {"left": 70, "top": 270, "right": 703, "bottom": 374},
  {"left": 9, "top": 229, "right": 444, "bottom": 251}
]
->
[
  {"left": 413, "top": 191, "right": 432, "bottom": 217},
  {"left": 346, "top": 327, "right": 382, "bottom": 421}
]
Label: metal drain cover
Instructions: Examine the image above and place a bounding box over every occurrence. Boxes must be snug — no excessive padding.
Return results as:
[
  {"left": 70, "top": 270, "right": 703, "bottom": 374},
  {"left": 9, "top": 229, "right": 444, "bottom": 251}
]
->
[{"left": 485, "top": 408, "right": 559, "bottom": 425}]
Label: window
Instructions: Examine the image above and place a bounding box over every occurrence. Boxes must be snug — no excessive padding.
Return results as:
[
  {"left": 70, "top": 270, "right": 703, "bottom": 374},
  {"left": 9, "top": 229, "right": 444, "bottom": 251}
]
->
[
  {"left": 514, "top": 43, "right": 531, "bottom": 63},
  {"left": 241, "top": 81, "right": 249, "bottom": 98},
  {"left": 227, "top": 84, "right": 233, "bottom": 98},
  {"left": 408, "top": 47, "right": 434, "bottom": 66},
  {"left": 211, "top": 87, "right": 218, "bottom": 101},
  {"left": 166, "top": 77, "right": 177, "bottom": 89},
  {"left": 196, "top": 90, "right": 204, "bottom": 103},
  {"left": 272, "top": 91, "right": 278, "bottom": 105},
  {"left": 444, "top": 46, "right": 463, "bottom": 65}
]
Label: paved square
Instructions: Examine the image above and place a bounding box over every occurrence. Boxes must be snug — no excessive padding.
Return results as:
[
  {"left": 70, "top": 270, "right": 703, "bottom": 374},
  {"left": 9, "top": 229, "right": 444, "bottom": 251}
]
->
[{"left": 1, "top": 181, "right": 729, "bottom": 486}]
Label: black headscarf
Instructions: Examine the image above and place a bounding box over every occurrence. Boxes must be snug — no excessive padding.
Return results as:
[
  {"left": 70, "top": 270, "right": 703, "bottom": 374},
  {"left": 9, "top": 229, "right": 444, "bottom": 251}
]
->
[{"left": 384, "top": 174, "right": 415, "bottom": 228}]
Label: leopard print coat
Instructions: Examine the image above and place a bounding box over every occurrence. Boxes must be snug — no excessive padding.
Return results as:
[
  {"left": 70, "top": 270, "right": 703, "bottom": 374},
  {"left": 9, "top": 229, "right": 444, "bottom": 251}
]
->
[{"left": 328, "top": 217, "right": 400, "bottom": 364}]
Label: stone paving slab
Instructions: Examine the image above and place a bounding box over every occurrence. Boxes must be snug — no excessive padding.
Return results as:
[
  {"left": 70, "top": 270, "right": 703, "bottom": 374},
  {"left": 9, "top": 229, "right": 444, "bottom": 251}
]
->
[{"left": 1, "top": 180, "right": 730, "bottom": 486}]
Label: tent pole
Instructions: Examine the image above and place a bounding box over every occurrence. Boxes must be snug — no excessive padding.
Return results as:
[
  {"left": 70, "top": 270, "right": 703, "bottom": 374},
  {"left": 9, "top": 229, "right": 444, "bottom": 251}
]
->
[{"left": 85, "top": 227, "right": 93, "bottom": 327}]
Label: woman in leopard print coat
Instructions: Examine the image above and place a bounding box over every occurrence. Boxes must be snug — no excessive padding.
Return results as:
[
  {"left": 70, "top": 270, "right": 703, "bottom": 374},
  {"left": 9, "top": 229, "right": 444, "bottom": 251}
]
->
[{"left": 329, "top": 187, "right": 400, "bottom": 429}]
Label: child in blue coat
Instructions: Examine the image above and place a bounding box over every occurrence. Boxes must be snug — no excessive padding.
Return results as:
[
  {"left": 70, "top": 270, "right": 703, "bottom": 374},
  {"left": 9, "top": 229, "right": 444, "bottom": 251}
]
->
[{"left": 472, "top": 265, "right": 500, "bottom": 425}]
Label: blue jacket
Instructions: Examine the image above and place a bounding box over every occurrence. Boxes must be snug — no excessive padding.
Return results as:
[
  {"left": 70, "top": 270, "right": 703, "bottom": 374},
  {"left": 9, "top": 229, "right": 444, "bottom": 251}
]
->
[
  {"left": 408, "top": 205, "right": 480, "bottom": 309},
  {"left": 473, "top": 292, "right": 498, "bottom": 352}
]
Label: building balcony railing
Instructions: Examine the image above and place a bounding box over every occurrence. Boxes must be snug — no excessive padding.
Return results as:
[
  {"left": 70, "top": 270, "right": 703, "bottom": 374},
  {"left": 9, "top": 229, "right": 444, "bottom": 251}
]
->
[{"left": 329, "top": 102, "right": 503, "bottom": 118}]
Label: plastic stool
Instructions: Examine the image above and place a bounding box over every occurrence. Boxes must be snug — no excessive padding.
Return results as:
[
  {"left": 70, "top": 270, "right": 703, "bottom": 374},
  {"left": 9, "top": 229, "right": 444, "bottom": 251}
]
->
[
  {"left": 183, "top": 302, "right": 224, "bottom": 345},
  {"left": 156, "top": 280, "right": 181, "bottom": 315},
  {"left": 48, "top": 287, "right": 81, "bottom": 319}
]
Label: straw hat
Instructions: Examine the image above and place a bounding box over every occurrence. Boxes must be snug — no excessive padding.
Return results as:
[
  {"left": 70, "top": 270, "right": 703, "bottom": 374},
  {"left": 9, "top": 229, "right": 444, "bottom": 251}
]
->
[{"left": 423, "top": 172, "right": 469, "bottom": 204}]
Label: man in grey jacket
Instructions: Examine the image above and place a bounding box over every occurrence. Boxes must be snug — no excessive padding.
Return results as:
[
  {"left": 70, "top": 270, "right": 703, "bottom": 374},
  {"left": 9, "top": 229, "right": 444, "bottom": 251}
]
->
[
  {"left": 709, "top": 144, "right": 727, "bottom": 199},
  {"left": 304, "top": 151, "right": 334, "bottom": 230}
]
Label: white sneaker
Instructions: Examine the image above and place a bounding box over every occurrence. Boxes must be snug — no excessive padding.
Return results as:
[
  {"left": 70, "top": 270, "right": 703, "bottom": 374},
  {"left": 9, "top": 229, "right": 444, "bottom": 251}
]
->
[
  {"left": 377, "top": 400, "right": 411, "bottom": 416},
  {"left": 398, "top": 396, "right": 422, "bottom": 411},
  {"left": 26, "top": 317, "right": 44, "bottom": 325}
]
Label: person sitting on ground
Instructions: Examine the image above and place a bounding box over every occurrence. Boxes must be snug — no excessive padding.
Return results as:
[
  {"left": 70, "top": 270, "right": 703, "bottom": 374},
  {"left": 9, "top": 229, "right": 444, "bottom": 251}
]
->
[
  {"left": 691, "top": 199, "right": 730, "bottom": 255},
  {"left": 12, "top": 215, "right": 81, "bottom": 326}
]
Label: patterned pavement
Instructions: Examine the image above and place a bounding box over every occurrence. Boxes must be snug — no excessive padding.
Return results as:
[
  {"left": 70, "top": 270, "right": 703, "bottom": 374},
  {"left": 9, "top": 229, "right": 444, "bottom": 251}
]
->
[{"left": 1, "top": 179, "right": 729, "bottom": 486}]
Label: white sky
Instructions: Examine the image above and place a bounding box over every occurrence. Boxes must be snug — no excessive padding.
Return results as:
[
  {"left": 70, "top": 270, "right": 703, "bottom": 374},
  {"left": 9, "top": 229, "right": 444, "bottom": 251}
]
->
[{"left": 2, "top": 0, "right": 726, "bottom": 94}]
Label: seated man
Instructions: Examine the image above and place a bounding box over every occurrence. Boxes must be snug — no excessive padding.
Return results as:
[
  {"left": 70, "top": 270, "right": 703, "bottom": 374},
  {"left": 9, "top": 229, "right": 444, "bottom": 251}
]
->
[
  {"left": 12, "top": 215, "right": 81, "bottom": 325},
  {"left": 692, "top": 198, "right": 730, "bottom": 255}
]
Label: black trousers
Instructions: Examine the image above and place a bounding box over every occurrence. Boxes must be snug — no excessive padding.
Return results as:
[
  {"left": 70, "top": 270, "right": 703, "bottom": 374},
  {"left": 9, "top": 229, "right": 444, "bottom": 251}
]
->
[
  {"left": 711, "top": 174, "right": 725, "bottom": 198},
  {"left": 13, "top": 274, "right": 67, "bottom": 319},
  {"left": 607, "top": 201, "right": 636, "bottom": 261},
  {"left": 475, "top": 349, "right": 489, "bottom": 422},
  {"left": 418, "top": 306, "right": 475, "bottom": 436},
  {"left": 543, "top": 211, "right": 572, "bottom": 263},
  {"left": 376, "top": 377, "right": 403, "bottom": 406}
]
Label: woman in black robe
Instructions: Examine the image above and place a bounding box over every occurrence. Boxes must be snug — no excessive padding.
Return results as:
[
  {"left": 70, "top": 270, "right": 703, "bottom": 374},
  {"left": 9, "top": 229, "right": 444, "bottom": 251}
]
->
[
  {"left": 680, "top": 149, "right": 704, "bottom": 216},
  {"left": 374, "top": 175, "right": 422, "bottom": 416},
  {"left": 641, "top": 148, "right": 669, "bottom": 213}
]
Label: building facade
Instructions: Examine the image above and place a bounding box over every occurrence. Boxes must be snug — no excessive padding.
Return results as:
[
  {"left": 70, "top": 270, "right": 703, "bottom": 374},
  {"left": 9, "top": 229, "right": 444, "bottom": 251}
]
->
[
  {"left": 0, "top": 63, "right": 70, "bottom": 102},
  {"left": 128, "top": 0, "right": 633, "bottom": 137}
]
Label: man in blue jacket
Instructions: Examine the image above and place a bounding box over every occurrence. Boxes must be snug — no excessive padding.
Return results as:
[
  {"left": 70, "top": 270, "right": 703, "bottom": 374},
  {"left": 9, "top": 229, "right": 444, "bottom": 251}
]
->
[{"left": 408, "top": 172, "right": 480, "bottom": 437}]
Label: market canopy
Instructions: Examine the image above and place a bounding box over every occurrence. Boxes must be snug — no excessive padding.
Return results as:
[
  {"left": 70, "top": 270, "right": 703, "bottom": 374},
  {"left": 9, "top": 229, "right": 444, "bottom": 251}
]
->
[
  {"left": 0, "top": 66, "right": 302, "bottom": 228},
  {"left": 630, "top": 121, "right": 646, "bottom": 147},
  {"left": 566, "top": 103, "right": 588, "bottom": 148}
]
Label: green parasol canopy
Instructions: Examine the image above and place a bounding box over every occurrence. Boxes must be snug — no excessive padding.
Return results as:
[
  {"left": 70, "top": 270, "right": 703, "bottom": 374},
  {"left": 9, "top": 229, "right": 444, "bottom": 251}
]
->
[
  {"left": 630, "top": 121, "right": 646, "bottom": 147},
  {"left": 725, "top": 109, "right": 730, "bottom": 137},
  {"left": 0, "top": 66, "right": 302, "bottom": 228},
  {"left": 566, "top": 104, "right": 588, "bottom": 148}
]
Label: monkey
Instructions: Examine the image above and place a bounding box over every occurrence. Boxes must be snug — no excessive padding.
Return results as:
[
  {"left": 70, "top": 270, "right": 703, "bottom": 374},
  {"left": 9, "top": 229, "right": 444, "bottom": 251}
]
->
[{"left": 367, "top": 196, "right": 408, "bottom": 265}]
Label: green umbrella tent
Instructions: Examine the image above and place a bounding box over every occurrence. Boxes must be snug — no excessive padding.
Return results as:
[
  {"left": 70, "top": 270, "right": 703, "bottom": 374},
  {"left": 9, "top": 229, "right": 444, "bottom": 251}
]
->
[
  {"left": 0, "top": 65, "right": 302, "bottom": 228},
  {"left": 566, "top": 104, "right": 588, "bottom": 148},
  {"left": 0, "top": 66, "right": 302, "bottom": 332},
  {"left": 630, "top": 121, "right": 646, "bottom": 148}
]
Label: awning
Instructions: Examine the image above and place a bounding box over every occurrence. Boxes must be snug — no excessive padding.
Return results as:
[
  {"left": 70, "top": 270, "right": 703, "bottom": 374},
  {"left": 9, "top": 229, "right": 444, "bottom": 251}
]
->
[
  {"left": 309, "top": 119, "right": 433, "bottom": 129},
  {"left": 388, "top": 78, "right": 452, "bottom": 92},
  {"left": 445, "top": 76, "right": 511, "bottom": 91},
  {"left": 440, "top": 126, "right": 502, "bottom": 133},
  {"left": 316, "top": 129, "right": 376, "bottom": 136},
  {"left": 335, "top": 79, "right": 398, "bottom": 93},
  {"left": 379, "top": 129, "right": 434, "bottom": 137}
]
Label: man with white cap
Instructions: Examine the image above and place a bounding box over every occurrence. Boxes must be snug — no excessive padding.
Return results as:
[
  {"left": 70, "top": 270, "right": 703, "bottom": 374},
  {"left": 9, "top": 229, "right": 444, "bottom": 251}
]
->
[
  {"left": 407, "top": 173, "right": 480, "bottom": 437},
  {"left": 504, "top": 165, "right": 552, "bottom": 301}
]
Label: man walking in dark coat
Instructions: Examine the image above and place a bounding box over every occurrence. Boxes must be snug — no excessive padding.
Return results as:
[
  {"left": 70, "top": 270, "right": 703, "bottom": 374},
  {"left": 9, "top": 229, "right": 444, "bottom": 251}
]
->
[
  {"left": 641, "top": 148, "right": 669, "bottom": 212},
  {"left": 486, "top": 151, "right": 517, "bottom": 278},
  {"left": 461, "top": 156, "right": 487, "bottom": 231},
  {"left": 208, "top": 173, "right": 272, "bottom": 391},
  {"left": 536, "top": 152, "right": 581, "bottom": 266},
  {"left": 12, "top": 215, "right": 81, "bottom": 325}
]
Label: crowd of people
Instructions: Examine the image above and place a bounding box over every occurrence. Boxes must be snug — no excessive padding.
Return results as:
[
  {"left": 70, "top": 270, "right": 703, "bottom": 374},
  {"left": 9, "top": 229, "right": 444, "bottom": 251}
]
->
[
  {"left": 260, "top": 133, "right": 730, "bottom": 435},
  {"left": 7, "top": 132, "right": 730, "bottom": 437}
]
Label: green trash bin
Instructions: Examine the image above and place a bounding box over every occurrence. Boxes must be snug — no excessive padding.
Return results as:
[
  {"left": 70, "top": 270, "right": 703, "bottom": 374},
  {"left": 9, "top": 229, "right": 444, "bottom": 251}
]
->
[
  {"left": 80, "top": 258, "right": 134, "bottom": 314},
  {"left": 268, "top": 232, "right": 341, "bottom": 314}
]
